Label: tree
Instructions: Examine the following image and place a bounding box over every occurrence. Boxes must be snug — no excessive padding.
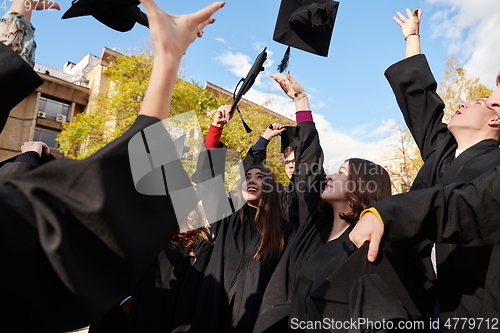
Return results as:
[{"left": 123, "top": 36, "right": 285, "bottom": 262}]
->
[
  {"left": 387, "top": 125, "right": 423, "bottom": 194},
  {"left": 438, "top": 55, "right": 493, "bottom": 122},
  {"left": 57, "top": 51, "right": 154, "bottom": 159},
  {"left": 216, "top": 102, "right": 294, "bottom": 185}
]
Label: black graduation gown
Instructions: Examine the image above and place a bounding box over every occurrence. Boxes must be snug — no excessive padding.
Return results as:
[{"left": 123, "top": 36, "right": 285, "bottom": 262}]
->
[
  {"left": 0, "top": 152, "right": 39, "bottom": 184},
  {"left": 0, "top": 152, "right": 56, "bottom": 184},
  {"left": 0, "top": 115, "right": 184, "bottom": 332},
  {"left": 189, "top": 205, "right": 294, "bottom": 333},
  {"left": 125, "top": 128, "right": 235, "bottom": 333},
  {"left": 288, "top": 226, "right": 357, "bottom": 331},
  {"left": 128, "top": 232, "right": 215, "bottom": 333},
  {"left": 0, "top": 42, "right": 43, "bottom": 133},
  {"left": 254, "top": 120, "right": 329, "bottom": 332},
  {"left": 384, "top": 54, "right": 500, "bottom": 327},
  {"left": 372, "top": 167, "right": 500, "bottom": 332},
  {"left": 255, "top": 121, "right": 422, "bottom": 333}
]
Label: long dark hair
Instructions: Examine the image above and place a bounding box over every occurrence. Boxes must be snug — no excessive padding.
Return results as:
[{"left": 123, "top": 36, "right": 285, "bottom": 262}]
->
[
  {"left": 239, "top": 166, "right": 285, "bottom": 266},
  {"left": 170, "top": 197, "right": 213, "bottom": 261},
  {"left": 170, "top": 227, "right": 213, "bottom": 261},
  {"left": 339, "top": 158, "right": 391, "bottom": 223}
]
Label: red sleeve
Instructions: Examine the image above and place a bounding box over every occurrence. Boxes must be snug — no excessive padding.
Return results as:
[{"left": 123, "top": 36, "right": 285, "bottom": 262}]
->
[
  {"left": 295, "top": 110, "right": 313, "bottom": 123},
  {"left": 205, "top": 125, "right": 224, "bottom": 150}
]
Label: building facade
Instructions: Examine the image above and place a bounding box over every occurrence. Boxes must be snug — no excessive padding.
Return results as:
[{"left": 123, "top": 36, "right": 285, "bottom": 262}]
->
[{"left": 0, "top": 47, "right": 121, "bottom": 161}]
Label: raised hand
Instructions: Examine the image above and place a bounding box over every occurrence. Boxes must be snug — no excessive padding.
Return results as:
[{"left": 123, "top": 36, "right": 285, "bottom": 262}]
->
[
  {"left": 262, "top": 123, "right": 285, "bottom": 141},
  {"left": 20, "top": 141, "right": 51, "bottom": 157},
  {"left": 138, "top": 0, "right": 224, "bottom": 120},
  {"left": 212, "top": 105, "right": 233, "bottom": 127},
  {"left": 270, "top": 71, "right": 306, "bottom": 101},
  {"left": 140, "top": 0, "right": 224, "bottom": 58},
  {"left": 393, "top": 8, "right": 422, "bottom": 40}
]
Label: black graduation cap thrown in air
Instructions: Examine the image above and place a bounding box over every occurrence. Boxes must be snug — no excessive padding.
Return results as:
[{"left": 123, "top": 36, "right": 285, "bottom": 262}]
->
[
  {"left": 62, "top": 0, "right": 148, "bottom": 32},
  {"left": 230, "top": 47, "right": 268, "bottom": 133},
  {"left": 273, "top": 0, "right": 339, "bottom": 72}
]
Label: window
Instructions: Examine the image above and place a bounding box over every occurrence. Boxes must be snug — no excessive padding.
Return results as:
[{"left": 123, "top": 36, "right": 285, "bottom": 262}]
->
[
  {"left": 38, "top": 96, "right": 70, "bottom": 118},
  {"left": 33, "top": 127, "right": 59, "bottom": 148}
]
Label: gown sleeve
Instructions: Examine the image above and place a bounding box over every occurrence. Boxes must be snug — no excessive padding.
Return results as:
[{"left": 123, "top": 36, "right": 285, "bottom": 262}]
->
[
  {"left": 0, "top": 115, "right": 182, "bottom": 331},
  {"left": 0, "top": 151, "right": 40, "bottom": 184},
  {"left": 0, "top": 42, "right": 43, "bottom": 134},
  {"left": 253, "top": 120, "right": 326, "bottom": 332},
  {"left": 288, "top": 120, "right": 325, "bottom": 227},
  {"left": 385, "top": 54, "right": 450, "bottom": 161},
  {"left": 373, "top": 166, "right": 500, "bottom": 248}
]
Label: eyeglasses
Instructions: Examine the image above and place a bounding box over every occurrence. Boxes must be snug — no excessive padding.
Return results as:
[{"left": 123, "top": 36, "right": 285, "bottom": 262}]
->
[{"left": 282, "top": 159, "right": 296, "bottom": 166}]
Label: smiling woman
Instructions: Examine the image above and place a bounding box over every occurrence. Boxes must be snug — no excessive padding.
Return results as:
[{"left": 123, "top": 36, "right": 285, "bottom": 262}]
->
[
  {"left": 242, "top": 167, "right": 264, "bottom": 207},
  {"left": 180, "top": 110, "right": 296, "bottom": 333}
]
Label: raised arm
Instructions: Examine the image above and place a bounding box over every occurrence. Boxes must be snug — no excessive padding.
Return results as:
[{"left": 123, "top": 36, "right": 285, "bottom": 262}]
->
[
  {"left": 0, "top": 1, "right": 226, "bottom": 331},
  {"left": 205, "top": 105, "right": 233, "bottom": 150},
  {"left": 244, "top": 71, "right": 308, "bottom": 168},
  {"left": 270, "top": 71, "right": 312, "bottom": 122},
  {"left": 273, "top": 73, "right": 324, "bottom": 226},
  {"left": 385, "top": 8, "right": 448, "bottom": 163},
  {"left": 350, "top": 166, "right": 500, "bottom": 262},
  {"left": 7, "top": 0, "right": 61, "bottom": 21}
]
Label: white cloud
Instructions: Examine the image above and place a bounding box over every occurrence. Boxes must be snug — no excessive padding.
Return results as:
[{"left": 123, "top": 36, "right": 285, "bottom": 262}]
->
[
  {"left": 312, "top": 113, "right": 402, "bottom": 172},
  {"left": 214, "top": 50, "right": 272, "bottom": 88},
  {"left": 243, "top": 88, "right": 295, "bottom": 119},
  {"left": 427, "top": 0, "right": 500, "bottom": 88},
  {"left": 237, "top": 92, "right": 402, "bottom": 172},
  {"left": 214, "top": 37, "right": 226, "bottom": 43},
  {"left": 214, "top": 51, "right": 252, "bottom": 78}
]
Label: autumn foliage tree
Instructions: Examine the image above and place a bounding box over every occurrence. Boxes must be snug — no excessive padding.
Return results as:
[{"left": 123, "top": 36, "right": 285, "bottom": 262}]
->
[{"left": 57, "top": 52, "right": 154, "bottom": 159}]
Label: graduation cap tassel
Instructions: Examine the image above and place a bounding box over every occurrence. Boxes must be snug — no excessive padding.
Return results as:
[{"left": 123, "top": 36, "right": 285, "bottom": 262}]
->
[
  {"left": 241, "top": 118, "right": 252, "bottom": 133},
  {"left": 236, "top": 105, "right": 252, "bottom": 133},
  {"left": 277, "top": 46, "right": 291, "bottom": 73}
]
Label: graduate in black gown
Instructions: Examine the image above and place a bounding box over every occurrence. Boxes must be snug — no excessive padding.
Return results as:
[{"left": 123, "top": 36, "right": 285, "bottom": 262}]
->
[
  {"left": 286, "top": 158, "right": 392, "bottom": 330},
  {"left": 350, "top": 8, "right": 500, "bottom": 331},
  {"left": 127, "top": 209, "right": 215, "bottom": 333},
  {"left": 188, "top": 162, "right": 295, "bottom": 333},
  {"left": 242, "top": 71, "right": 313, "bottom": 225},
  {"left": 254, "top": 73, "right": 422, "bottom": 332},
  {"left": 0, "top": 1, "right": 225, "bottom": 331},
  {"left": 126, "top": 107, "right": 238, "bottom": 333},
  {"left": 351, "top": 165, "right": 500, "bottom": 331}
]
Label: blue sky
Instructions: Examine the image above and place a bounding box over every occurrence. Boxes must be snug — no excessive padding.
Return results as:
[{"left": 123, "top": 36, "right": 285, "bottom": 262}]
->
[{"left": 20, "top": 0, "right": 500, "bottom": 170}]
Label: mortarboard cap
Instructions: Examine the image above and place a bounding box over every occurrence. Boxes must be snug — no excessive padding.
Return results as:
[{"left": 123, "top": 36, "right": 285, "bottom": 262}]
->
[
  {"left": 273, "top": 0, "right": 339, "bottom": 57},
  {"left": 230, "top": 47, "right": 268, "bottom": 133},
  {"left": 62, "top": 0, "right": 148, "bottom": 32},
  {"left": 279, "top": 126, "right": 296, "bottom": 153}
]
